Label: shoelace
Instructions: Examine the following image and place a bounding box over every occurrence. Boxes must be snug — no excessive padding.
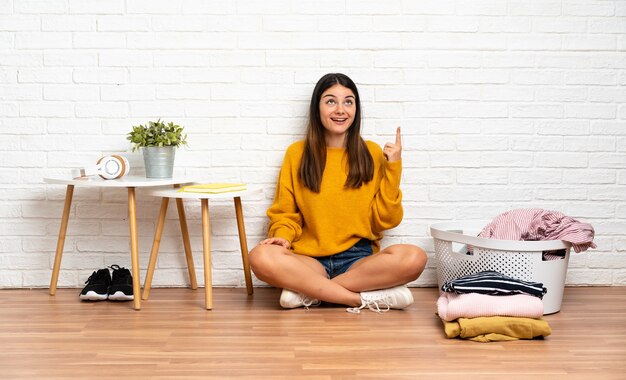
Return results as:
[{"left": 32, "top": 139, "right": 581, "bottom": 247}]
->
[
  {"left": 109, "top": 264, "right": 132, "bottom": 285},
  {"left": 346, "top": 298, "right": 392, "bottom": 314},
  {"left": 84, "top": 272, "right": 97, "bottom": 285},
  {"left": 85, "top": 270, "right": 108, "bottom": 285},
  {"left": 301, "top": 296, "right": 320, "bottom": 310}
]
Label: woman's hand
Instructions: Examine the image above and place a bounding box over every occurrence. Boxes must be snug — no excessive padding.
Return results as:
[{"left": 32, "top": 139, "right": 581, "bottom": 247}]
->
[
  {"left": 383, "top": 127, "right": 402, "bottom": 162},
  {"left": 259, "top": 237, "right": 291, "bottom": 249}
]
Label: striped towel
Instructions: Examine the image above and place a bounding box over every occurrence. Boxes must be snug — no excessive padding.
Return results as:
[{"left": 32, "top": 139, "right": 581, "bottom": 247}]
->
[{"left": 441, "top": 270, "right": 547, "bottom": 299}]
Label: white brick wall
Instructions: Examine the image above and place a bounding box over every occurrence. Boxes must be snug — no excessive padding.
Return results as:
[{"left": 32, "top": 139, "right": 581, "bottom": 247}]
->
[{"left": 1, "top": 1, "right": 625, "bottom": 289}]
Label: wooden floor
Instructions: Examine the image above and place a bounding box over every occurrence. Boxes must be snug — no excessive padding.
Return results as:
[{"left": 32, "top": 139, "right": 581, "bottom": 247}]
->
[{"left": 0, "top": 287, "right": 625, "bottom": 380}]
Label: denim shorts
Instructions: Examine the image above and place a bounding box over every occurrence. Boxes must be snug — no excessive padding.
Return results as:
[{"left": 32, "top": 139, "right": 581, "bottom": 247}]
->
[{"left": 315, "top": 238, "right": 373, "bottom": 279}]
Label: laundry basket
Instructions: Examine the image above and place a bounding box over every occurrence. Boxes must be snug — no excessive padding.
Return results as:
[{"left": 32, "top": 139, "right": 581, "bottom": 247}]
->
[{"left": 430, "top": 221, "right": 571, "bottom": 314}]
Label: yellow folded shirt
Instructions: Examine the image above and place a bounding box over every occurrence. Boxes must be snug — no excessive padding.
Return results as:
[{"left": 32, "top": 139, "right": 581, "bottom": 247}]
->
[
  {"left": 442, "top": 316, "right": 552, "bottom": 342},
  {"left": 179, "top": 183, "right": 247, "bottom": 194}
]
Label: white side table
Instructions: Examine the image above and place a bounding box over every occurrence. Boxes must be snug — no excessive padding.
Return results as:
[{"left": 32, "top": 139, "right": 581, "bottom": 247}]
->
[
  {"left": 142, "top": 186, "right": 262, "bottom": 309},
  {"left": 44, "top": 176, "right": 193, "bottom": 310}
]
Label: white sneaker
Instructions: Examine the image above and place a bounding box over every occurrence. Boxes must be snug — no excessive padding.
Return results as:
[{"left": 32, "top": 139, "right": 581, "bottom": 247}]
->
[
  {"left": 279, "top": 289, "right": 321, "bottom": 309},
  {"left": 347, "top": 286, "right": 414, "bottom": 314}
]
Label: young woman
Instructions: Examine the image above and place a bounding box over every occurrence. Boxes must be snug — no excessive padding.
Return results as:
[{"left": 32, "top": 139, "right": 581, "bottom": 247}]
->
[{"left": 249, "top": 73, "right": 427, "bottom": 313}]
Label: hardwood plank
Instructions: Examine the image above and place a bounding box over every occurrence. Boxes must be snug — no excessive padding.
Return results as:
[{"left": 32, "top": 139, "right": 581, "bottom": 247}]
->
[{"left": 0, "top": 287, "right": 625, "bottom": 379}]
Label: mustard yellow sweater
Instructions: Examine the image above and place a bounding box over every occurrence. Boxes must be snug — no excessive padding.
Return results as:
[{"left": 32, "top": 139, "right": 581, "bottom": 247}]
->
[{"left": 267, "top": 140, "right": 403, "bottom": 257}]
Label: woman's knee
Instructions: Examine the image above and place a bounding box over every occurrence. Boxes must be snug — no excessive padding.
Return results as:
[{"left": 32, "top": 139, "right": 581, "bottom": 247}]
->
[
  {"left": 248, "top": 244, "right": 284, "bottom": 280},
  {"left": 394, "top": 244, "right": 428, "bottom": 281},
  {"left": 248, "top": 244, "right": 270, "bottom": 273}
]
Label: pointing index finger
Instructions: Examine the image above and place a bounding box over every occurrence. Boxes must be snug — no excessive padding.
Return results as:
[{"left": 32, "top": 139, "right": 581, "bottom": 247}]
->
[{"left": 395, "top": 126, "right": 402, "bottom": 146}]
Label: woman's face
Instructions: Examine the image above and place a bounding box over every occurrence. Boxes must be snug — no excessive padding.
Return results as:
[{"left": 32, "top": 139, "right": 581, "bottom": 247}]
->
[{"left": 319, "top": 84, "right": 356, "bottom": 146}]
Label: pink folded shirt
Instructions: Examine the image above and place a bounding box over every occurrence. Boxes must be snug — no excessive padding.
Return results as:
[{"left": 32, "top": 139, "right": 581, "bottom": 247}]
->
[
  {"left": 437, "top": 292, "right": 544, "bottom": 322},
  {"left": 479, "top": 208, "right": 596, "bottom": 253}
]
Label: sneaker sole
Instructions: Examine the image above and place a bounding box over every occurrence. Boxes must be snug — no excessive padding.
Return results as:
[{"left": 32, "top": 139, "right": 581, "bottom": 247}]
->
[
  {"left": 108, "top": 291, "right": 134, "bottom": 301},
  {"left": 79, "top": 291, "right": 108, "bottom": 301}
]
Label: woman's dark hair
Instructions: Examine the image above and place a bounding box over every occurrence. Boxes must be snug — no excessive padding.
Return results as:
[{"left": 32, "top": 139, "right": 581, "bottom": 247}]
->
[{"left": 298, "top": 73, "right": 374, "bottom": 193}]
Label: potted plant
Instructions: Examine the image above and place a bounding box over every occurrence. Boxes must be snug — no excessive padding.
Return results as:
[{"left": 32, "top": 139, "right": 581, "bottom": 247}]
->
[{"left": 127, "top": 119, "right": 188, "bottom": 178}]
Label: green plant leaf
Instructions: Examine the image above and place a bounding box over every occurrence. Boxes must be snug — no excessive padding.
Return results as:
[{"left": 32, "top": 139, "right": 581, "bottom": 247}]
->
[{"left": 127, "top": 119, "right": 188, "bottom": 151}]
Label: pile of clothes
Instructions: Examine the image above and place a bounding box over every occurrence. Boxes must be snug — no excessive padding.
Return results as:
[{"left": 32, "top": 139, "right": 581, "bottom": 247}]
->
[
  {"left": 435, "top": 208, "right": 597, "bottom": 342},
  {"left": 478, "top": 208, "right": 596, "bottom": 253},
  {"left": 437, "top": 270, "right": 552, "bottom": 343}
]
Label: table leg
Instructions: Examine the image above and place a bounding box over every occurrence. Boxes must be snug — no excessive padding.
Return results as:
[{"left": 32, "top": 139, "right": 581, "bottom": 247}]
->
[
  {"left": 175, "top": 198, "right": 198, "bottom": 290},
  {"left": 127, "top": 187, "right": 141, "bottom": 310},
  {"left": 49, "top": 185, "right": 74, "bottom": 295},
  {"left": 142, "top": 197, "right": 169, "bottom": 301},
  {"left": 234, "top": 196, "right": 253, "bottom": 295},
  {"left": 201, "top": 199, "right": 212, "bottom": 310}
]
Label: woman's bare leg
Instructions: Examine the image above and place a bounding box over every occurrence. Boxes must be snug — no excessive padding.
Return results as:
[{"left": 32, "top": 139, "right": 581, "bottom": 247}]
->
[
  {"left": 332, "top": 244, "right": 427, "bottom": 292},
  {"left": 248, "top": 243, "right": 362, "bottom": 306}
]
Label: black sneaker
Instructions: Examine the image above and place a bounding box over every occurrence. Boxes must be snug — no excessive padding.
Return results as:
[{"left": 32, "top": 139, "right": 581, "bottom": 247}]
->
[
  {"left": 108, "top": 264, "right": 134, "bottom": 301},
  {"left": 79, "top": 268, "right": 111, "bottom": 301}
]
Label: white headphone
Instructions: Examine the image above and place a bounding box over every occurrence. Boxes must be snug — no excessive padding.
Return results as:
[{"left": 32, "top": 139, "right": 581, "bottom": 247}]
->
[{"left": 79, "top": 155, "right": 130, "bottom": 180}]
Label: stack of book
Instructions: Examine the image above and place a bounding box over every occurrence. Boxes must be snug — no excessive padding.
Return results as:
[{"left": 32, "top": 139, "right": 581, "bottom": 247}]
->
[{"left": 178, "top": 183, "right": 247, "bottom": 194}]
